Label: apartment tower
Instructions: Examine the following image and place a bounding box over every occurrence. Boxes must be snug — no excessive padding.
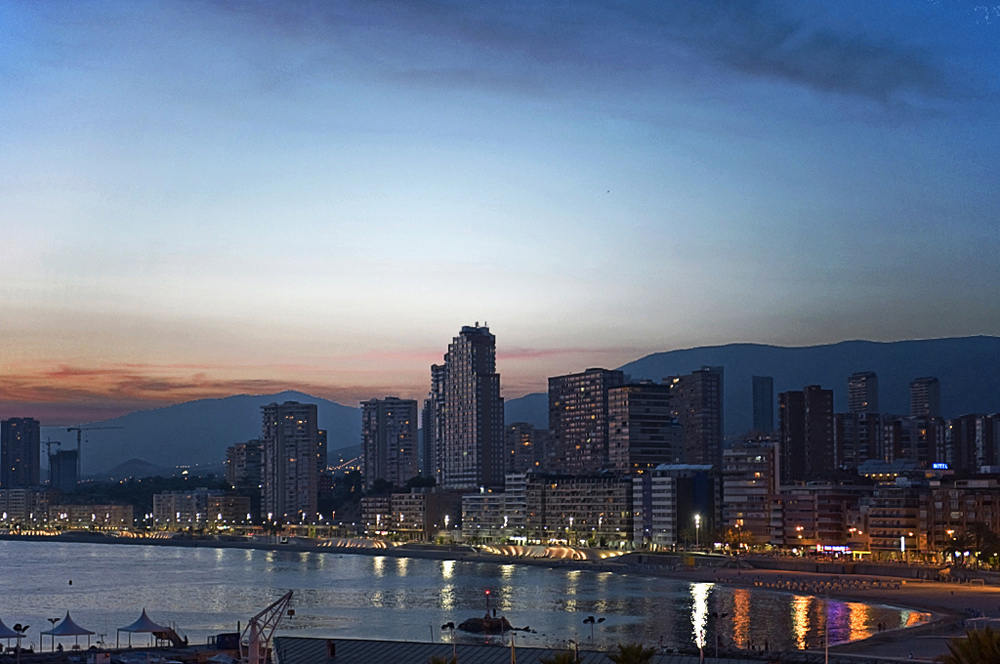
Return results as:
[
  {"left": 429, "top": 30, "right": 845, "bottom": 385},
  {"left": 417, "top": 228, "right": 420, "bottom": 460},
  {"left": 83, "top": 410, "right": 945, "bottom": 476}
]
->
[
  {"left": 439, "top": 324, "right": 504, "bottom": 490},
  {"left": 361, "top": 397, "right": 418, "bottom": 490},
  {"left": 261, "top": 401, "right": 319, "bottom": 520},
  {"left": 1, "top": 417, "right": 41, "bottom": 489},
  {"left": 548, "top": 368, "right": 625, "bottom": 474}
]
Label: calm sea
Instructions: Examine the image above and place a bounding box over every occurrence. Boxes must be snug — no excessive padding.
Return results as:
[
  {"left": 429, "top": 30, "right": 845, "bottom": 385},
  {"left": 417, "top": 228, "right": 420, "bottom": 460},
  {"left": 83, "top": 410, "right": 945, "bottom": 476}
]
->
[{"left": 0, "top": 540, "right": 928, "bottom": 651}]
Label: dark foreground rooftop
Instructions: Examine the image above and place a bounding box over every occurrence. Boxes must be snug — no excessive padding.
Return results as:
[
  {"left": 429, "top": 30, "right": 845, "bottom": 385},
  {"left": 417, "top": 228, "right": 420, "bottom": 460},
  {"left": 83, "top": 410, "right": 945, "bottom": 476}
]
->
[{"left": 273, "top": 637, "right": 925, "bottom": 664}]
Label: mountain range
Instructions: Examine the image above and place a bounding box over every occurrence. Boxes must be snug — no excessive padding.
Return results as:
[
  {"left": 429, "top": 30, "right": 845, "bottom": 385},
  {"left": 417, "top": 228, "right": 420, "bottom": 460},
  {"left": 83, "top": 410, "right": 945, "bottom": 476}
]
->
[{"left": 44, "top": 336, "right": 1000, "bottom": 475}]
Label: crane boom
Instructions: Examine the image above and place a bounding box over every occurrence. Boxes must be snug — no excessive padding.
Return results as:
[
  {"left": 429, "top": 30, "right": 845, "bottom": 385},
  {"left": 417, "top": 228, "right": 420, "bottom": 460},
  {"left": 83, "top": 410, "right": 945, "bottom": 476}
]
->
[
  {"left": 66, "top": 425, "right": 124, "bottom": 478},
  {"left": 240, "top": 591, "right": 293, "bottom": 664}
]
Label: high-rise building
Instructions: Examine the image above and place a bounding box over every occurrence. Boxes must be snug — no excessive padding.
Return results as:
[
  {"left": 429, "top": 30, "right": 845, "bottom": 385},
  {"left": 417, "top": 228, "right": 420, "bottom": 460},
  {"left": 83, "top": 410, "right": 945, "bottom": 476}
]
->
[
  {"left": 548, "top": 368, "right": 625, "bottom": 474},
  {"left": 226, "top": 440, "right": 263, "bottom": 491},
  {"left": 847, "top": 372, "right": 879, "bottom": 413},
  {"left": 722, "top": 437, "right": 779, "bottom": 545},
  {"left": 667, "top": 367, "right": 724, "bottom": 469},
  {"left": 608, "top": 382, "right": 681, "bottom": 472},
  {"left": 438, "top": 324, "right": 504, "bottom": 490},
  {"left": 422, "top": 364, "right": 446, "bottom": 481},
  {"left": 48, "top": 449, "right": 79, "bottom": 493},
  {"left": 882, "top": 415, "right": 945, "bottom": 465},
  {"left": 834, "top": 412, "right": 883, "bottom": 470},
  {"left": 911, "top": 377, "right": 941, "bottom": 418},
  {"left": 751, "top": 375, "right": 774, "bottom": 433},
  {"left": 1, "top": 418, "right": 41, "bottom": 489},
  {"left": 778, "top": 385, "right": 834, "bottom": 482},
  {"left": 317, "top": 429, "right": 328, "bottom": 476},
  {"left": 361, "top": 397, "right": 418, "bottom": 490},
  {"left": 504, "top": 422, "right": 548, "bottom": 474},
  {"left": 261, "top": 401, "right": 319, "bottom": 520},
  {"left": 947, "top": 414, "right": 1000, "bottom": 473}
]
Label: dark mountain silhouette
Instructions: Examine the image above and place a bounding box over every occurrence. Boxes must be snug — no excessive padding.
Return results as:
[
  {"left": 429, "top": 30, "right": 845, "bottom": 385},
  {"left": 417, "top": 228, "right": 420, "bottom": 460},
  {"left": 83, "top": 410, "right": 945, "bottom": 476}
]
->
[
  {"left": 504, "top": 392, "right": 548, "bottom": 429},
  {"left": 504, "top": 336, "right": 1000, "bottom": 436},
  {"left": 41, "top": 391, "right": 360, "bottom": 476}
]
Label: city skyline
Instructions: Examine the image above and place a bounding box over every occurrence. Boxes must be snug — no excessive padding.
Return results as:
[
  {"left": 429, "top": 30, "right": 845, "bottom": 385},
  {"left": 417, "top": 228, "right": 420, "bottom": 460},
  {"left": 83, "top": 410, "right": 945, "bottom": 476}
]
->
[{"left": 3, "top": 1, "right": 999, "bottom": 424}]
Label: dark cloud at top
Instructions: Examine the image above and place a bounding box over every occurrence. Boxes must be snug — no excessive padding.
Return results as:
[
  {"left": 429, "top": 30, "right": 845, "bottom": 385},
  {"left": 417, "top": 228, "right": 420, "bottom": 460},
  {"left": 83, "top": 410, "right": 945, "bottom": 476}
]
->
[{"left": 201, "top": 0, "right": 964, "bottom": 105}]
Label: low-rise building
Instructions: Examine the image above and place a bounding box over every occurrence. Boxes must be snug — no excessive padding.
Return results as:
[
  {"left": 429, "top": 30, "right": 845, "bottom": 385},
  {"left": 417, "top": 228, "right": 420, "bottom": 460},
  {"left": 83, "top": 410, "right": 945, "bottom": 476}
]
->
[{"left": 49, "top": 503, "right": 133, "bottom": 529}]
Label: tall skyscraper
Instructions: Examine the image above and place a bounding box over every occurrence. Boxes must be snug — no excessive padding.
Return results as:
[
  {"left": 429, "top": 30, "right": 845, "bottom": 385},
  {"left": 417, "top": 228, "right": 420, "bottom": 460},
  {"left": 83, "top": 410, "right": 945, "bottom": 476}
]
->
[
  {"left": 49, "top": 448, "right": 79, "bottom": 492},
  {"left": 548, "top": 368, "right": 625, "bottom": 474},
  {"left": 317, "top": 429, "right": 328, "bottom": 476},
  {"left": 261, "top": 401, "right": 318, "bottom": 520},
  {"left": 422, "top": 363, "right": 446, "bottom": 481},
  {"left": 779, "top": 385, "right": 834, "bottom": 482},
  {"left": 667, "top": 366, "right": 724, "bottom": 469},
  {"left": 848, "top": 371, "right": 879, "bottom": 413},
  {"left": 438, "top": 324, "right": 504, "bottom": 490},
  {"left": 1, "top": 417, "right": 41, "bottom": 489},
  {"left": 751, "top": 375, "right": 774, "bottom": 433},
  {"left": 911, "top": 377, "right": 941, "bottom": 418},
  {"left": 361, "top": 397, "right": 418, "bottom": 490},
  {"left": 608, "top": 381, "right": 681, "bottom": 472},
  {"left": 504, "top": 422, "right": 548, "bottom": 474}
]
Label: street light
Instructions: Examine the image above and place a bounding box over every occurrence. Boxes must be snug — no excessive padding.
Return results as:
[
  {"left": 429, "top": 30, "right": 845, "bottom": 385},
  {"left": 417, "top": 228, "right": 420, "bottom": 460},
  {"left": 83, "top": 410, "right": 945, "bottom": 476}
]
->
[
  {"left": 694, "top": 514, "right": 701, "bottom": 549},
  {"left": 582, "top": 615, "right": 605, "bottom": 640},
  {"left": 441, "top": 622, "right": 457, "bottom": 662}
]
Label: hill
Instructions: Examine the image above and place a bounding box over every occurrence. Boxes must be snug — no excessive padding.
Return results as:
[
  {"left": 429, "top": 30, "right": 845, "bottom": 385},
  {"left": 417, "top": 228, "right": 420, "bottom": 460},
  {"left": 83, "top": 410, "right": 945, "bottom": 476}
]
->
[
  {"left": 505, "top": 336, "right": 1000, "bottom": 436},
  {"left": 41, "top": 391, "right": 360, "bottom": 476}
]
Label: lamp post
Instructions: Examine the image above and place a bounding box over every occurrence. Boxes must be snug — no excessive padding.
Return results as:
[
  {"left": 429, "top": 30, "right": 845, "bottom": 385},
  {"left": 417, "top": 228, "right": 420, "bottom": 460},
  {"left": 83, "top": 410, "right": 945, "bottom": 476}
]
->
[
  {"left": 694, "top": 514, "right": 701, "bottom": 550},
  {"left": 441, "top": 622, "right": 456, "bottom": 662},
  {"left": 582, "top": 615, "right": 605, "bottom": 640}
]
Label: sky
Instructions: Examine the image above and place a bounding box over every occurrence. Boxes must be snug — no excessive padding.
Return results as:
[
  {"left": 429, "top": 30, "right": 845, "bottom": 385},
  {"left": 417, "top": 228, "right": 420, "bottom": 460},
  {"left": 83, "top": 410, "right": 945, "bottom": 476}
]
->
[{"left": 2, "top": 0, "right": 999, "bottom": 424}]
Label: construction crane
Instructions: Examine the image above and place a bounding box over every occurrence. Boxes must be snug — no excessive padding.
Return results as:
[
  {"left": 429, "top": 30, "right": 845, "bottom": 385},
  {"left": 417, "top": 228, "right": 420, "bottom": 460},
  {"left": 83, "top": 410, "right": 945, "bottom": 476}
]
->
[
  {"left": 240, "top": 591, "right": 293, "bottom": 664},
  {"left": 66, "top": 425, "right": 124, "bottom": 479}
]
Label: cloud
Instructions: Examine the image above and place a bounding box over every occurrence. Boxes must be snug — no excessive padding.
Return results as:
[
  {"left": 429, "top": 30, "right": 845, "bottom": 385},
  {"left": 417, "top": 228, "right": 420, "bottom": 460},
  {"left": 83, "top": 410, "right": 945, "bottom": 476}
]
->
[
  {"left": 0, "top": 362, "right": 429, "bottom": 424},
  {"left": 197, "top": 0, "right": 964, "bottom": 115}
]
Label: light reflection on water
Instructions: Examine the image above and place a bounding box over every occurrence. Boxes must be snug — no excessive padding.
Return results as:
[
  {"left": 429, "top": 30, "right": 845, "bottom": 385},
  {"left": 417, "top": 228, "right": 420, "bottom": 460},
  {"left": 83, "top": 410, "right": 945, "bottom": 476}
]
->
[{"left": 0, "top": 541, "right": 928, "bottom": 651}]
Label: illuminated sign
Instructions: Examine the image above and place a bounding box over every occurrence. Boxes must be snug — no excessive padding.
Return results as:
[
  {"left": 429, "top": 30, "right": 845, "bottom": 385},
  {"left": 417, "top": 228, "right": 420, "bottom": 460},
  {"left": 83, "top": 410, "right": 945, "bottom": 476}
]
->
[{"left": 932, "top": 463, "right": 949, "bottom": 470}]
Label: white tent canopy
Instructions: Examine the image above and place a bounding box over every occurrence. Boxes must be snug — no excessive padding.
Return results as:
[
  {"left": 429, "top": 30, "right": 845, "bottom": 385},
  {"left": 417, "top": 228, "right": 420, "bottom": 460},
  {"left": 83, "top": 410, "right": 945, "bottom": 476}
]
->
[
  {"left": 41, "top": 612, "right": 94, "bottom": 651},
  {"left": 117, "top": 610, "right": 167, "bottom": 648}
]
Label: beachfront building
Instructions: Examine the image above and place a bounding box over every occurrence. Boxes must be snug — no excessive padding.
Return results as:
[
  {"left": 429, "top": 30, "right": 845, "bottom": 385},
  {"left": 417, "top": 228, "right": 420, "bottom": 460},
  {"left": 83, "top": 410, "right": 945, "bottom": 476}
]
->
[
  {"left": 632, "top": 464, "right": 717, "bottom": 550},
  {"left": 524, "top": 473, "right": 633, "bottom": 547},
  {"left": 360, "top": 490, "right": 461, "bottom": 541},
  {"left": 769, "top": 483, "right": 867, "bottom": 551},
  {"left": 226, "top": 440, "right": 263, "bottom": 491},
  {"left": 361, "top": 397, "right": 418, "bottom": 490},
  {"left": 436, "top": 324, "right": 505, "bottom": 490},
  {"left": 153, "top": 488, "right": 224, "bottom": 529},
  {"left": 0, "top": 488, "right": 50, "bottom": 527},
  {"left": 721, "top": 438, "right": 779, "bottom": 545},
  {"left": 48, "top": 503, "right": 133, "bottom": 530},
  {"left": 262, "top": 401, "right": 320, "bottom": 521}
]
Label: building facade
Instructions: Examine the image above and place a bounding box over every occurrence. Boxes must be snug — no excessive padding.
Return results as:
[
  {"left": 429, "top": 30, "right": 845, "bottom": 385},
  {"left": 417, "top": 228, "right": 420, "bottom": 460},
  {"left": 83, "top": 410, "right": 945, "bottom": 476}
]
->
[
  {"left": 779, "top": 385, "right": 834, "bottom": 482},
  {"left": 847, "top": 372, "right": 879, "bottom": 414},
  {"left": 226, "top": 440, "right": 263, "bottom": 491},
  {"left": 1, "top": 417, "right": 41, "bottom": 489},
  {"left": 752, "top": 375, "right": 774, "bottom": 434},
  {"left": 548, "top": 368, "right": 625, "bottom": 474},
  {"left": 667, "top": 367, "right": 723, "bottom": 469},
  {"left": 261, "top": 401, "right": 319, "bottom": 520},
  {"left": 608, "top": 382, "right": 681, "bottom": 473},
  {"left": 361, "top": 397, "right": 418, "bottom": 490},
  {"left": 911, "top": 377, "right": 941, "bottom": 418},
  {"left": 439, "top": 325, "right": 504, "bottom": 490}
]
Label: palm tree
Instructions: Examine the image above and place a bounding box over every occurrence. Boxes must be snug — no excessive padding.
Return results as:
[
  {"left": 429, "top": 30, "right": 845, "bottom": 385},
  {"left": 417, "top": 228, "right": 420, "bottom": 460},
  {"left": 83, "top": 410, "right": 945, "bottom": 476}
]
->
[
  {"left": 540, "top": 651, "right": 578, "bottom": 664},
  {"left": 935, "top": 627, "right": 1000, "bottom": 664},
  {"left": 607, "top": 642, "right": 656, "bottom": 664}
]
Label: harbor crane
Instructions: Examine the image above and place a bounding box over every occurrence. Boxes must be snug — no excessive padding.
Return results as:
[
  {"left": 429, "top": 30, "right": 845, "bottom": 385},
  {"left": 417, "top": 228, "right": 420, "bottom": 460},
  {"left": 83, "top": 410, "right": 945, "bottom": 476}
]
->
[
  {"left": 66, "top": 425, "right": 124, "bottom": 478},
  {"left": 240, "top": 591, "right": 293, "bottom": 664}
]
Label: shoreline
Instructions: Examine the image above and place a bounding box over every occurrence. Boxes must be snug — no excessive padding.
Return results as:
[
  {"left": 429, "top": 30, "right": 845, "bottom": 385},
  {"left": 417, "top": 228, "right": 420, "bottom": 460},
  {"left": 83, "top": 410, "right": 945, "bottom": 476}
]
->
[{"left": 4, "top": 533, "right": 997, "bottom": 660}]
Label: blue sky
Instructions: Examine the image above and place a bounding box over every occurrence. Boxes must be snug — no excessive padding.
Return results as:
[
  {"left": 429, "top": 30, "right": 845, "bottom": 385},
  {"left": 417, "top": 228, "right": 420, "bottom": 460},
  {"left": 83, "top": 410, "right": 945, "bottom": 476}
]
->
[{"left": 2, "top": 0, "right": 999, "bottom": 422}]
